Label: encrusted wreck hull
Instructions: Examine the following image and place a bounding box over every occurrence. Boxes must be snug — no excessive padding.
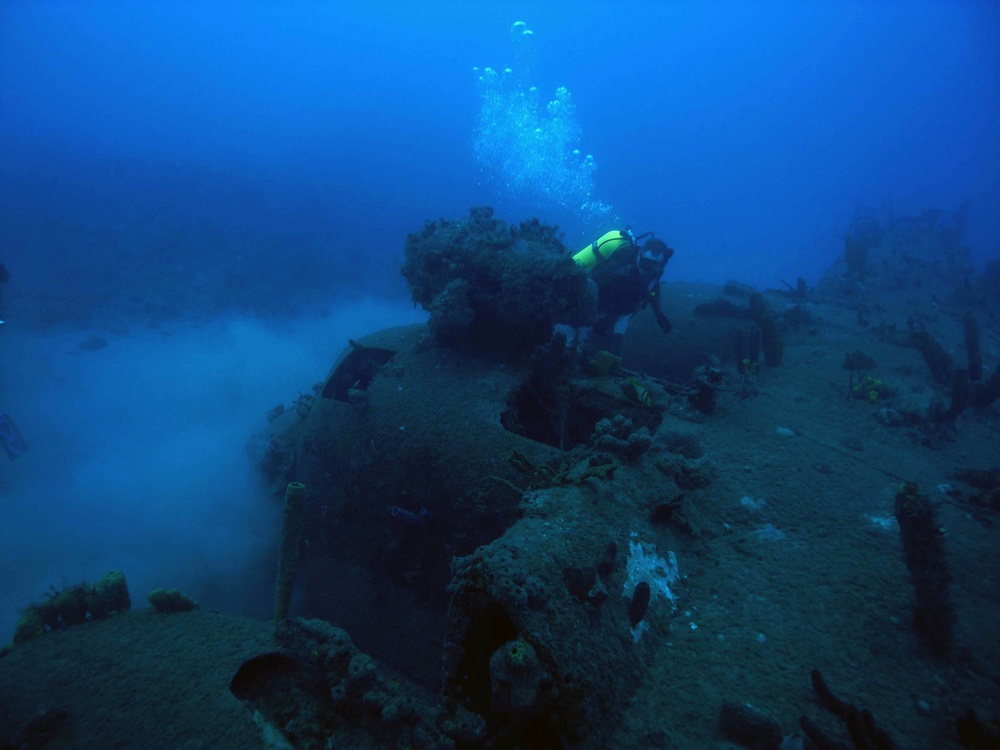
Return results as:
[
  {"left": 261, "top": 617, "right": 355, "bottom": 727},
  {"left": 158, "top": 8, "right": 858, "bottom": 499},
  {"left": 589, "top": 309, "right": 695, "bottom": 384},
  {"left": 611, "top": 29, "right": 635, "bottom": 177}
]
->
[{"left": 263, "top": 320, "right": 702, "bottom": 745}]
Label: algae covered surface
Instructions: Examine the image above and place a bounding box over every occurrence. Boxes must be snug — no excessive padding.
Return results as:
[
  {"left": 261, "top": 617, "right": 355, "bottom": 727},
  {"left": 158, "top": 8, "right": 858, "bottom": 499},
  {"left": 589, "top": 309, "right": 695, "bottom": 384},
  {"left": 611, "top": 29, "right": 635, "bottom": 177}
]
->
[
  {"left": 0, "top": 610, "right": 276, "bottom": 749},
  {"left": 2, "top": 207, "right": 999, "bottom": 749},
  {"left": 609, "top": 302, "right": 1000, "bottom": 747}
]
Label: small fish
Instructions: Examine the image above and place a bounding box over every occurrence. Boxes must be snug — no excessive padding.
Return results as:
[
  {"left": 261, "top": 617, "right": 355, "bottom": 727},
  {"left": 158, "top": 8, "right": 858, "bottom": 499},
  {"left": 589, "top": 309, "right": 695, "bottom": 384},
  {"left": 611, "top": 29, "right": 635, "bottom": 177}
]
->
[
  {"left": 627, "top": 377, "right": 653, "bottom": 407},
  {"left": 0, "top": 410, "right": 28, "bottom": 460},
  {"left": 388, "top": 506, "right": 432, "bottom": 526}
]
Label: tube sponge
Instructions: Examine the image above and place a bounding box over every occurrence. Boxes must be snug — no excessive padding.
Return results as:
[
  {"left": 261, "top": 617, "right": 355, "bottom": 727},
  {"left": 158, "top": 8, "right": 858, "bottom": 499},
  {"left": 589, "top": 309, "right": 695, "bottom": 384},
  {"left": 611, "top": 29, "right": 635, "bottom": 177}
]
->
[{"left": 274, "top": 481, "right": 307, "bottom": 622}]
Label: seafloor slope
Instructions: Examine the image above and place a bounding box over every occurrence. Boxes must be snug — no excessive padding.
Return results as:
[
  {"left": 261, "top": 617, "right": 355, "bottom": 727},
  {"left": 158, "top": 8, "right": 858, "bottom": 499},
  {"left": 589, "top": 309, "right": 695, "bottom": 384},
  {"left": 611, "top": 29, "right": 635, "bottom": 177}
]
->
[{"left": 2, "top": 206, "right": 998, "bottom": 749}]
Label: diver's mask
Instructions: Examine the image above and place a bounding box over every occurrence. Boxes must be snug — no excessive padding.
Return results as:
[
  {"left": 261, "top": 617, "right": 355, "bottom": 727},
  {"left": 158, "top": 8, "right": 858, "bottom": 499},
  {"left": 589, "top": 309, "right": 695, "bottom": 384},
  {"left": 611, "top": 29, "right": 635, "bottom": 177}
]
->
[{"left": 637, "top": 249, "right": 667, "bottom": 275}]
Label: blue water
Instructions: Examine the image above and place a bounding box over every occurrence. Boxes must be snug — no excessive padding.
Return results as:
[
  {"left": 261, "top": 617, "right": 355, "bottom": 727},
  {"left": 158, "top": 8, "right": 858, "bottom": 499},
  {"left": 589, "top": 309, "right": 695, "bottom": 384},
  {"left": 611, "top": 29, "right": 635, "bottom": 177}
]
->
[
  {"left": 3, "top": 3, "right": 997, "bottom": 293},
  {"left": 0, "top": 0, "right": 997, "bottom": 654}
]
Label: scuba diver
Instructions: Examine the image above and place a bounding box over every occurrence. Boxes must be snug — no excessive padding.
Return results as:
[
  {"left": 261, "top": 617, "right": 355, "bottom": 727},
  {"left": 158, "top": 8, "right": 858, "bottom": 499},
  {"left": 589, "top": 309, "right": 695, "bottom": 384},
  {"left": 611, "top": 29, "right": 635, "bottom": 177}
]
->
[
  {"left": 0, "top": 260, "right": 27, "bottom": 460},
  {"left": 572, "top": 228, "right": 674, "bottom": 351}
]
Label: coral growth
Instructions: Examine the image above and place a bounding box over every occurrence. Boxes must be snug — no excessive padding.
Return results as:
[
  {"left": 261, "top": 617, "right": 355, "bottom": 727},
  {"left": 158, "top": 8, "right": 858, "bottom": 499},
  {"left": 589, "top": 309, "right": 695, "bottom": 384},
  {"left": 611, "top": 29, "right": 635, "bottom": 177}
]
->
[
  {"left": 402, "top": 206, "right": 596, "bottom": 351},
  {"left": 12, "top": 571, "right": 130, "bottom": 644},
  {"left": 592, "top": 415, "right": 652, "bottom": 459},
  {"left": 748, "top": 293, "right": 783, "bottom": 366},
  {"left": 147, "top": 588, "right": 199, "bottom": 613},
  {"left": 895, "top": 484, "right": 954, "bottom": 657},
  {"left": 231, "top": 618, "right": 483, "bottom": 748}
]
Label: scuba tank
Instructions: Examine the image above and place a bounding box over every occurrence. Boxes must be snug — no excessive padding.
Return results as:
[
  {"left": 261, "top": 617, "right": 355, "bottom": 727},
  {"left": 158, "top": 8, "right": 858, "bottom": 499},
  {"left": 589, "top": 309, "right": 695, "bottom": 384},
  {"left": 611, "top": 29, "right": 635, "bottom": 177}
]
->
[{"left": 571, "top": 228, "right": 635, "bottom": 272}]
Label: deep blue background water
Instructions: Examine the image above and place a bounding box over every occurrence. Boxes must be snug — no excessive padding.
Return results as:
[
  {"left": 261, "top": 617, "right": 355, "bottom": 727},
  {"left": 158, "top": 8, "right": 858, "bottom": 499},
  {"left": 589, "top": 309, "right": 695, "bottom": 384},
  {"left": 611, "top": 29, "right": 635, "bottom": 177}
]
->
[{"left": 2, "top": 1, "right": 996, "bottom": 294}]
